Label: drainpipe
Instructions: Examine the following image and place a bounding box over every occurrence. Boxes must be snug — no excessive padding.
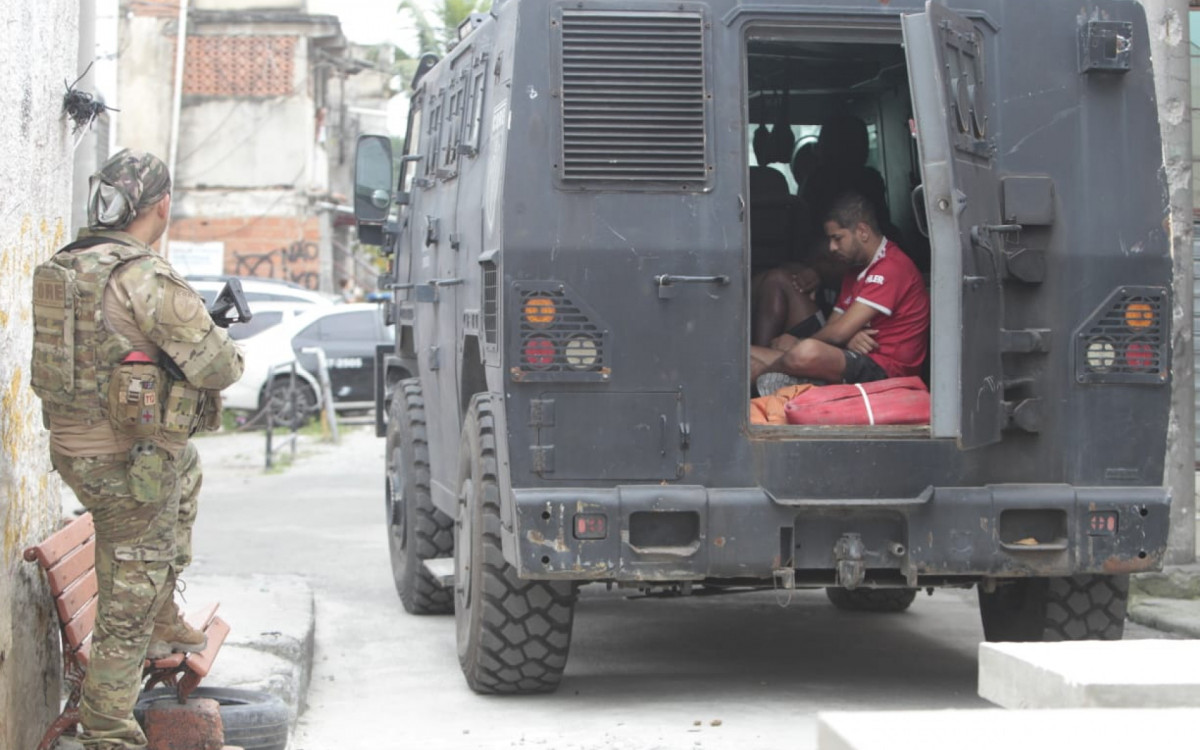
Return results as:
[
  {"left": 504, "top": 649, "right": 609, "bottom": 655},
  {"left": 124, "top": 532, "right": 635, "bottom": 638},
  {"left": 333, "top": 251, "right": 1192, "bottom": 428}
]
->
[{"left": 161, "top": 0, "right": 189, "bottom": 259}]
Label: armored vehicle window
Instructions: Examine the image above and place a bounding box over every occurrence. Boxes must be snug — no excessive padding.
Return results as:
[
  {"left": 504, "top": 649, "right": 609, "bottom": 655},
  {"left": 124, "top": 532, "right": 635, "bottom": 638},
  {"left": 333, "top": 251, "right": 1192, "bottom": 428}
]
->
[
  {"left": 400, "top": 102, "right": 422, "bottom": 195},
  {"left": 462, "top": 62, "right": 487, "bottom": 157},
  {"left": 424, "top": 91, "right": 443, "bottom": 179}
]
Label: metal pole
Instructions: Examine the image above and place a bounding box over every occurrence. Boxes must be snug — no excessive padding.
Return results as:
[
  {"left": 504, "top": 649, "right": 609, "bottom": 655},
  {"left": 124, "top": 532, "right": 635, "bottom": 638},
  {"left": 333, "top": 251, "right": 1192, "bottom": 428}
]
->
[
  {"left": 1140, "top": 0, "right": 1195, "bottom": 564},
  {"left": 161, "top": 0, "right": 189, "bottom": 259},
  {"left": 302, "top": 346, "right": 340, "bottom": 443}
]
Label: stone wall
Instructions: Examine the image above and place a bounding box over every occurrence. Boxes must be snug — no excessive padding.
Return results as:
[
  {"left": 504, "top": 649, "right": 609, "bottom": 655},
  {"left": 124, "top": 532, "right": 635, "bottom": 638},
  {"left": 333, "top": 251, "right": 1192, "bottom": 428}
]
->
[{"left": 0, "top": 2, "right": 80, "bottom": 748}]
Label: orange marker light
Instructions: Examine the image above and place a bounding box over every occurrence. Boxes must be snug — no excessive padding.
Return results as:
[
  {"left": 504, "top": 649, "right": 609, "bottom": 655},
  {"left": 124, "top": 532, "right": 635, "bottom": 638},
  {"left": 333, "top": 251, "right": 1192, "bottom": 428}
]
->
[
  {"left": 1125, "top": 302, "right": 1154, "bottom": 329},
  {"left": 524, "top": 297, "right": 556, "bottom": 326}
]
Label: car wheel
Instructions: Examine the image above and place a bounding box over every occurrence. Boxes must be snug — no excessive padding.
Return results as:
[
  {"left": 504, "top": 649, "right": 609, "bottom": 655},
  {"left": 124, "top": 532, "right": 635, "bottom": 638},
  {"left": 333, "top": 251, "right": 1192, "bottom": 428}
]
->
[{"left": 260, "top": 376, "right": 317, "bottom": 429}]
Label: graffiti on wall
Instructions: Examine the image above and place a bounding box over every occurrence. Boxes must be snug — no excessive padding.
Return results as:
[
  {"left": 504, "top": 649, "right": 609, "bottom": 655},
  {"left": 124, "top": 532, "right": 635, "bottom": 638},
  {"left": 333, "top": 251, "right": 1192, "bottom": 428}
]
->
[{"left": 232, "top": 240, "right": 320, "bottom": 289}]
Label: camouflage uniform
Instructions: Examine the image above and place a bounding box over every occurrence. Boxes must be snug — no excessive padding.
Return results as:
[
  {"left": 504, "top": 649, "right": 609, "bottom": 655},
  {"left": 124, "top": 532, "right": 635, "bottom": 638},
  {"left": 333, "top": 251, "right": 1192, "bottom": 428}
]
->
[{"left": 30, "top": 151, "right": 243, "bottom": 750}]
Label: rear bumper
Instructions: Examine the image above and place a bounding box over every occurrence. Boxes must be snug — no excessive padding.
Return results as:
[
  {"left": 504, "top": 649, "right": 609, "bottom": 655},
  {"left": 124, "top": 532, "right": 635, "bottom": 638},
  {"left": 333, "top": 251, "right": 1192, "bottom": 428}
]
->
[{"left": 510, "top": 484, "right": 1170, "bottom": 584}]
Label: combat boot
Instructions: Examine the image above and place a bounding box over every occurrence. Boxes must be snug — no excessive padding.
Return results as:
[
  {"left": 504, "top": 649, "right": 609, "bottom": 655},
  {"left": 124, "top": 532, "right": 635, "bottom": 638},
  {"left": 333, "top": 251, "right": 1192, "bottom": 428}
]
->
[{"left": 146, "top": 598, "right": 207, "bottom": 660}]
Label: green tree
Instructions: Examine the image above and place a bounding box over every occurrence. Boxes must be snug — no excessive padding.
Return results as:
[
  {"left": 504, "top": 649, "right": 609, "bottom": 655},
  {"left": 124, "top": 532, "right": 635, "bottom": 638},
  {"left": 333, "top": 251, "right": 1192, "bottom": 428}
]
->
[{"left": 398, "top": 0, "right": 493, "bottom": 57}]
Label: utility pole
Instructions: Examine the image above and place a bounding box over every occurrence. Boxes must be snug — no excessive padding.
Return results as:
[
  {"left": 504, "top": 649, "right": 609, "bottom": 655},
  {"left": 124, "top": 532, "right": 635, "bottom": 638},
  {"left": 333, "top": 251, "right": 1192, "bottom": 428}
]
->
[{"left": 1140, "top": 0, "right": 1195, "bottom": 565}]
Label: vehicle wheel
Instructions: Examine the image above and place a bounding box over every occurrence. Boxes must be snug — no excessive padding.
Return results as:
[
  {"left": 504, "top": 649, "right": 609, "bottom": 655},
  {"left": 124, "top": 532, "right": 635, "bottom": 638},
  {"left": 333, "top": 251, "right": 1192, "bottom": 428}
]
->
[
  {"left": 386, "top": 379, "right": 454, "bottom": 614},
  {"left": 978, "top": 575, "right": 1128, "bottom": 642},
  {"left": 260, "top": 376, "right": 316, "bottom": 429},
  {"left": 454, "top": 394, "right": 576, "bottom": 694},
  {"left": 825, "top": 586, "right": 918, "bottom": 612},
  {"left": 135, "top": 687, "right": 288, "bottom": 750}
]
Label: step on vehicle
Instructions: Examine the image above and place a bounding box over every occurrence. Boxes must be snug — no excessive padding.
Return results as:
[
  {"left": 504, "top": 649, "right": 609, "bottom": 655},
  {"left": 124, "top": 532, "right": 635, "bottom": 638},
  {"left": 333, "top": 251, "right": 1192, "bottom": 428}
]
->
[{"left": 356, "top": 0, "right": 1173, "bottom": 694}]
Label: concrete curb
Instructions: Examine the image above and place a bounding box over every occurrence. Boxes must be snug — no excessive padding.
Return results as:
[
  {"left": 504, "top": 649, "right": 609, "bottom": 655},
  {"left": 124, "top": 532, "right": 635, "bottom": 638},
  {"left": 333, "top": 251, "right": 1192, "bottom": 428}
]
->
[
  {"left": 1128, "top": 597, "right": 1200, "bottom": 639},
  {"left": 1129, "top": 560, "right": 1200, "bottom": 638},
  {"left": 181, "top": 574, "right": 316, "bottom": 729}
]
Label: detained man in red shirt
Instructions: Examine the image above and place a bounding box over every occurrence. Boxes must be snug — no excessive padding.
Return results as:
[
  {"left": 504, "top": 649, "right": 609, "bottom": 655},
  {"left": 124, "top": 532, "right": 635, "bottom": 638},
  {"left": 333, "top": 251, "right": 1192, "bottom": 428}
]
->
[{"left": 751, "top": 191, "right": 929, "bottom": 392}]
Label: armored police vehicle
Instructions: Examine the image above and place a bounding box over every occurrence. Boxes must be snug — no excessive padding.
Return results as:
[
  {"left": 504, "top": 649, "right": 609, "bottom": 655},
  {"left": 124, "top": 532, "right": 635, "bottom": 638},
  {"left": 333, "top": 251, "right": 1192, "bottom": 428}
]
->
[{"left": 354, "top": 0, "right": 1173, "bottom": 694}]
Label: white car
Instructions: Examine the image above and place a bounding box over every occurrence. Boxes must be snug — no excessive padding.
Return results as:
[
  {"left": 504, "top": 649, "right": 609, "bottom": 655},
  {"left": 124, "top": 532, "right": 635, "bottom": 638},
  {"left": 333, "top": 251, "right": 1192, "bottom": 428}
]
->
[
  {"left": 187, "top": 276, "right": 335, "bottom": 309},
  {"left": 223, "top": 303, "right": 393, "bottom": 427}
]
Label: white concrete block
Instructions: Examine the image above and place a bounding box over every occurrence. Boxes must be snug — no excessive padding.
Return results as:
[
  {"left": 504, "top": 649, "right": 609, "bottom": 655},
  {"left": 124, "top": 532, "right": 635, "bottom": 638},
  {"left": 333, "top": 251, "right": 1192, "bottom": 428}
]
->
[
  {"left": 818, "top": 708, "right": 1200, "bottom": 750},
  {"left": 978, "top": 640, "right": 1200, "bottom": 708}
]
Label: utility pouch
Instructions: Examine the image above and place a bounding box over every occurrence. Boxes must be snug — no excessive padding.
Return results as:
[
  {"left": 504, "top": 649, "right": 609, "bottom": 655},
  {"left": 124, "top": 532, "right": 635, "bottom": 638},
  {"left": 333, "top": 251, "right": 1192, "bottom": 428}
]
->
[
  {"left": 127, "top": 441, "right": 176, "bottom": 504},
  {"left": 30, "top": 264, "right": 76, "bottom": 404},
  {"left": 162, "top": 380, "right": 203, "bottom": 434},
  {"left": 197, "top": 391, "right": 223, "bottom": 433},
  {"left": 107, "top": 362, "right": 165, "bottom": 437}
]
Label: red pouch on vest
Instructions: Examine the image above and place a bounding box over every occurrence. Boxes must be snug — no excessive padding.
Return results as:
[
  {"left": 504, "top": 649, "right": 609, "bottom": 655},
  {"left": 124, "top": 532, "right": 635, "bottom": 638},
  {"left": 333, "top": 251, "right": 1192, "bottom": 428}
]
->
[{"left": 783, "top": 376, "right": 930, "bottom": 426}]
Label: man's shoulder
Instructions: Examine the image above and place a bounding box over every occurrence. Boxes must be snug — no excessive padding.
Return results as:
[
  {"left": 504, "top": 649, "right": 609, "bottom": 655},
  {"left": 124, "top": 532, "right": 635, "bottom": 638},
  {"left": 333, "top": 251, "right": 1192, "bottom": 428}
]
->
[{"left": 880, "top": 240, "right": 922, "bottom": 277}]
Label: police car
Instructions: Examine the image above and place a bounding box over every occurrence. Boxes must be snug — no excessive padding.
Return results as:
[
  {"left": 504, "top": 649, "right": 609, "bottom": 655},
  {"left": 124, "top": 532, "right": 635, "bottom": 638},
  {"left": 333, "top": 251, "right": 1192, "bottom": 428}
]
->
[{"left": 223, "top": 303, "right": 392, "bottom": 426}]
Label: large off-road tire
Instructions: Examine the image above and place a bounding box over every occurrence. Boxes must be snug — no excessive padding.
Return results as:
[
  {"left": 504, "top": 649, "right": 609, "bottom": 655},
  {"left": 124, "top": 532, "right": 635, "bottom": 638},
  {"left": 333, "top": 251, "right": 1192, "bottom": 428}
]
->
[
  {"left": 978, "top": 574, "right": 1128, "bottom": 642},
  {"left": 386, "top": 379, "right": 454, "bottom": 614},
  {"left": 135, "top": 687, "right": 288, "bottom": 750},
  {"left": 825, "top": 586, "right": 918, "bottom": 613},
  {"left": 260, "top": 376, "right": 317, "bottom": 429},
  {"left": 454, "top": 394, "right": 576, "bottom": 694}
]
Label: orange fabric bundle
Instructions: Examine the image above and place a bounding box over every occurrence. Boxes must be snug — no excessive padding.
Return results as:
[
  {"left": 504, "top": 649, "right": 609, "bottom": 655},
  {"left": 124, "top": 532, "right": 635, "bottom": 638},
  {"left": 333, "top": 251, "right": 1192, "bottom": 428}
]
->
[{"left": 749, "top": 383, "right": 814, "bottom": 425}]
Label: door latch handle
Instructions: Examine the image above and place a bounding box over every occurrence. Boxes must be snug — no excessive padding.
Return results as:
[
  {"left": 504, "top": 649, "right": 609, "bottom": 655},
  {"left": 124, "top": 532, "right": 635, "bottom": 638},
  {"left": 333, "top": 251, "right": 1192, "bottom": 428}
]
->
[{"left": 654, "top": 274, "right": 730, "bottom": 300}]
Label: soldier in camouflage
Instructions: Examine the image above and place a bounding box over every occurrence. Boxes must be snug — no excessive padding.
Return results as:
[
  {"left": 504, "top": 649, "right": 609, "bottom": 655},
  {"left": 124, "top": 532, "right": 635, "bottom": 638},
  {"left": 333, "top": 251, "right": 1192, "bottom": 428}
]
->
[{"left": 30, "top": 150, "right": 244, "bottom": 750}]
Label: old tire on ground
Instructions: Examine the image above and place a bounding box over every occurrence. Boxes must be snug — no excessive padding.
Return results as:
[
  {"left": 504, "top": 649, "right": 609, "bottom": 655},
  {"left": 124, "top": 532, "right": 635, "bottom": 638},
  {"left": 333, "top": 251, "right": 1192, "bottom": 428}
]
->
[
  {"left": 455, "top": 394, "right": 576, "bottom": 694},
  {"left": 260, "top": 376, "right": 317, "bottom": 429},
  {"left": 386, "top": 379, "right": 454, "bottom": 614},
  {"left": 134, "top": 687, "right": 288, "bottom": 750},
  {"left": 825, "top": 587, "right": 918, "bottom": 612},
  {"left": 978, "top": 574, "right": 1128, "bottom": 641}
]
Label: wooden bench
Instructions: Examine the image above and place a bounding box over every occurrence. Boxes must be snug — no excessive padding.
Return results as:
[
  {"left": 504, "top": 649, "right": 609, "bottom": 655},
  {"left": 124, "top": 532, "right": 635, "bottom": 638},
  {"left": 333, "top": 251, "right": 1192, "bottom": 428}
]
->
[{"left": 23, "top": 512, "right": 230, "bottom": 750}]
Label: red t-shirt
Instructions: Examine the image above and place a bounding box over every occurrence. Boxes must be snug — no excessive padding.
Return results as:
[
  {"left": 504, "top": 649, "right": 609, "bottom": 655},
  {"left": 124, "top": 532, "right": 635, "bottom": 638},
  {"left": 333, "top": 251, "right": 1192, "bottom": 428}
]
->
[{"left": 833, "top": 239, "right": 930, "bottom": 378}]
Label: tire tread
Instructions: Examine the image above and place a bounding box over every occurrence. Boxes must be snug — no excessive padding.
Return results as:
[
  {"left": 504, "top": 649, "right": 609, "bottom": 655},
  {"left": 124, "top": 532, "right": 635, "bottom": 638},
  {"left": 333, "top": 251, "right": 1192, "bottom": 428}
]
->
[{"left": 458, "top": 395, "right": 576, "bottom": 694}]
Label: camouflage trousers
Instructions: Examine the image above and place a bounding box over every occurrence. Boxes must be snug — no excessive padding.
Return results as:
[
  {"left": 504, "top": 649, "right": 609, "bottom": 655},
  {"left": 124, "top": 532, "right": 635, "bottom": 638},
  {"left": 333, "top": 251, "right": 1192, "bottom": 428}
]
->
[{"left": 51, "top": 441, "right": 202, "bottom": 750}]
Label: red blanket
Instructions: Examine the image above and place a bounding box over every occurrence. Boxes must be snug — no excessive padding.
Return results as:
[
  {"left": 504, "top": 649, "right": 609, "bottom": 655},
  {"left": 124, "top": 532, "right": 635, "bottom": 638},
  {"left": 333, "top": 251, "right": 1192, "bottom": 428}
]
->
[{"left": 784, "top": 376, "right": 930, "bottom": 426}]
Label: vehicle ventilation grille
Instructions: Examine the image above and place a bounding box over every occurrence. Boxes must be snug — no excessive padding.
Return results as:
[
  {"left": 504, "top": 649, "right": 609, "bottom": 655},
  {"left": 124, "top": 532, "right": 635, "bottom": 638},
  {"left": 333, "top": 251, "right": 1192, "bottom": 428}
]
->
[
  {"left": 558, "top": 9, "right": 709, "bottom": 186},
  {"left": 1074, "top": 286, "right": 1169, "bottom": 385},
  {"left": 482, "top": 259, "right": 498, "bottom": 345},
  {"left": 512, "top": 284, "right": 609, "bottom": 383}
]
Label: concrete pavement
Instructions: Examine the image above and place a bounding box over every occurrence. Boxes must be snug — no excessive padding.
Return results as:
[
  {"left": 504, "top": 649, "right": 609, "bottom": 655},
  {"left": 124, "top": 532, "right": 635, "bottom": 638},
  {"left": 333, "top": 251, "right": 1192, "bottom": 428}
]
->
[{"left": 56, "top": 427, "right": 1200, "bottom": 746}]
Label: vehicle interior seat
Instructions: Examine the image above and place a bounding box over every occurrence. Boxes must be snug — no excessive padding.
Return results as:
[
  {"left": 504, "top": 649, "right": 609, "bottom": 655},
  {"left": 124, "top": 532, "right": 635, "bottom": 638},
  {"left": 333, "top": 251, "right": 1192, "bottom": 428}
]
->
[{"left": 749, "top": 124, "right": 804, "bottom": 273}]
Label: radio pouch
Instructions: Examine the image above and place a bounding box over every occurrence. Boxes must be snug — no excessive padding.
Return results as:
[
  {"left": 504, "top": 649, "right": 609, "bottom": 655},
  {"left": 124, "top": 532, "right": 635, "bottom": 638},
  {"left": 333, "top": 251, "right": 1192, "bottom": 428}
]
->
[{"left": 162, "top": 380, "right": 204, "bottom": 434}]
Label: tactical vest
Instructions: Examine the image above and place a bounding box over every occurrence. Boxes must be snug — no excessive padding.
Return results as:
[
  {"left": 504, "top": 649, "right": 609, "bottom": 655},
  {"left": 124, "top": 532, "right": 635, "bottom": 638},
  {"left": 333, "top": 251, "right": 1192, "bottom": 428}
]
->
[{"left": 31, "top": 236, "right": 151, "bottom": 425}]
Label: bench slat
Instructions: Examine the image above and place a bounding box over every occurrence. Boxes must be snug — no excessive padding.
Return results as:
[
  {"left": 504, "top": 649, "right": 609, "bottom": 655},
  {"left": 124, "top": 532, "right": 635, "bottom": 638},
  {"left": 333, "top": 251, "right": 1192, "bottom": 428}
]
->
[
  {"left": 56, "top": 570, "right": 98, "bottom": 625},
  {"left": 62, "top": 596, "right": 97, "bottom": 652},
  {"left": 183, "top": 616, "right": 229, "bottom": 679},
  {"left": 46, "top": 541, "right": 96, "bottom": 595},
  {"left": 23, "top": 514, "right": 94, "bottom": 568}
]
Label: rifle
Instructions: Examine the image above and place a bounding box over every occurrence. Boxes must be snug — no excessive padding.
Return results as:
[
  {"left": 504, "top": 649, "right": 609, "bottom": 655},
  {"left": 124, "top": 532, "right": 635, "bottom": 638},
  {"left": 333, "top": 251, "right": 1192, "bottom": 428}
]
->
[
  {"left": 159, "top": 280, "right": 253, "bottom": 381},
  {"left": 209, "top": 278, "right": 253, "bottom": 328}
]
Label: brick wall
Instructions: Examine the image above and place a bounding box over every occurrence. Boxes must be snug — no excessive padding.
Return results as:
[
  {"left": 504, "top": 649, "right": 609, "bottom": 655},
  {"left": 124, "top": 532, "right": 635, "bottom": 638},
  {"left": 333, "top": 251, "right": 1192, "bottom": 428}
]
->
[
  {"left": 184, "top": 35, "right": 297, "bottom": 98},
  {"left": 171, "top": 215, "right": 322, "bottom": 290}
]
